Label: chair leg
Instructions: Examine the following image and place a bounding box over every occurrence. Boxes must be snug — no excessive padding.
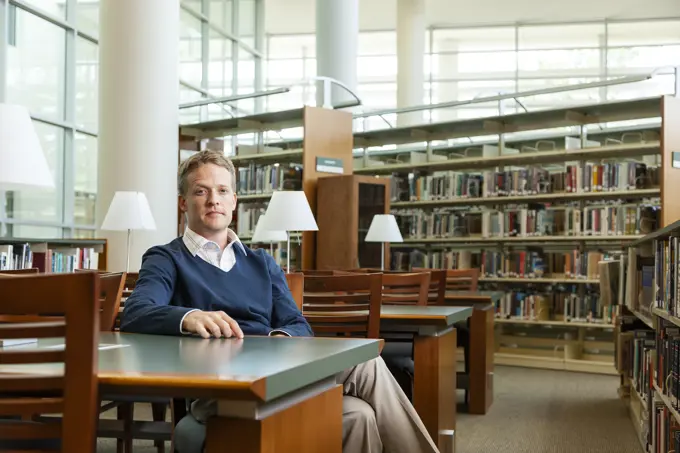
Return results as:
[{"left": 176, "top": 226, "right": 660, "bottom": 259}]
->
[
  {"left": 151, "top": 402, "right": 168, "bottom": 453},
  {"left": 117, "top": 402, "right": 134, "bottom": 453}
]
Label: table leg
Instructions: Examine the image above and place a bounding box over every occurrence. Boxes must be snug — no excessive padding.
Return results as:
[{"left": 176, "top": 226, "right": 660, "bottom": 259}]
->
[
  {"left": 468, "top": 305, "right": 494, "bottom": 414},
  {"left": 206, "top": 385, "right": 343, "bottom": 453},
  {"left": 413, "top": 327, "right": 457, "bottom": 452}
]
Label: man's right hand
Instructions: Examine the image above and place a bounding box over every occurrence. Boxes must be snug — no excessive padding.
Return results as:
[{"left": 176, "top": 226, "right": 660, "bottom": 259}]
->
[{"left": 182, "top": 310, "right": 244, "bottom": 339}]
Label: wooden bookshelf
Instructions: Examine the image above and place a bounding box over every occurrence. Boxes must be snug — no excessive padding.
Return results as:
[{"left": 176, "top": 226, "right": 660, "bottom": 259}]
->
[
  {"left": 180, "top": 106, "right": 355, "bottom": 271},
  {"left": 481, "top": 277, "right": 599, "bottom": 285},
  {"left": 495, "top": 318, "right": 615, "bottom": 329},
  {"left": 394, "top": 235, "right": 644, "bottom": 246},
  {"left": 0, "top": 238, "right": 108, "bottom": 272}
]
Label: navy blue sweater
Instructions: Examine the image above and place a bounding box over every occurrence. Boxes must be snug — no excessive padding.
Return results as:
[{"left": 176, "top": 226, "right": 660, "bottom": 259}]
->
[{"left": 120, "top": 238, "right": 313, "bottom": 337}]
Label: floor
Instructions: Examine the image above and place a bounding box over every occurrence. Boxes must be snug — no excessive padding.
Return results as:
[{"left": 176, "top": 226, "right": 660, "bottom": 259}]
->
[{"left": 96, "top": 366, "right": 641, "bottom": 453}]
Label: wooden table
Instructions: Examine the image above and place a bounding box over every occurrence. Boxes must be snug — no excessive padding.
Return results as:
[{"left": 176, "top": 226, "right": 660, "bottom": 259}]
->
[
  {"left": 0, "top": 333, "right": 381, "bottom": 453},
  {"left": 445, "top": 290, "right": 502, "bottom": 415},
  {"left": 378, "top": 305, "right": 473, "bottom": 452}
]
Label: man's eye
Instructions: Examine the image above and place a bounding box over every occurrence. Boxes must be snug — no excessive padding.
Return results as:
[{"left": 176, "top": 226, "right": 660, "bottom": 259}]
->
[{"left": 220, "top": 189, "right": 229, "bottom": 194}]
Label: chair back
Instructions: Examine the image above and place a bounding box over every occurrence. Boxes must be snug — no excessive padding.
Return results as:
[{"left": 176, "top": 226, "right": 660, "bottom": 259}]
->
[
  {"left": 70, "top": 270, "right": 127, "bottom": 331},
  {"left": 284, "top": 272, "right": 304, "bottom": 311},
  {"left": 412, "top": 268, "right": 447, "bottom": 305},
  {"left": 303, "top": 274, "right": 382, "bottom": 338},
  {"left": 381, "top": 272, "right": 431, "bottom": 306},
  {"left": 0, "top": 273, "right": 100, "bottom": 453},
  {"left": 0, "top": 268, "right": 39, "bottom": 275},
  {"left": 445, "top": 268, "right": 479, "bottom": 291}
]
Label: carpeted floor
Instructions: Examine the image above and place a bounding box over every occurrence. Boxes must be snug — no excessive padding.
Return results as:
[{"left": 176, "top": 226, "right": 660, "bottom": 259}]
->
[{"left": 96, "top": 366, "right": 640, "bottom": 453}]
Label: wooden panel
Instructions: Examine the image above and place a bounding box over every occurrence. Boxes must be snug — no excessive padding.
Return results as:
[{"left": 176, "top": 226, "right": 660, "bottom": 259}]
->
[
  {"left": 302, "top": 106, "right": 353, "bottom": 270},
  {"left": 413, "top": 328, "right": 456, "bottom": 442},
  {"left": 661, "top": 95, "right": 680, "bottom": 226},
  {"left": 207, "top": 385, "right": 343, "bottom": 453},
  {"left": 468, "top": 305, "right": 494, "bottom": 415}
]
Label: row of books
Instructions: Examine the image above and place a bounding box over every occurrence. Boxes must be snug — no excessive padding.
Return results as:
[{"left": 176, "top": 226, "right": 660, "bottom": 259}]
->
[
  {"left": 394, "top": 204, "right": 659, "bottom": 239},
  {"left": 495, "top": 291, "right": 613, "bottom": 323},
  {"left": 235, "top": 204, "right": 267, "bottom": 238},
  {"left": 236, "top": 163, "right": 302, "bottom": 196},
  {"left": 390, "top": 163, "right": 657, "bottom": 201},
  {"left": 480, "top": 250, "right": 605, "bottom": 280},
  {"left": 391, "top": 250, "right": 477, "bottom": 271},
  {"left": 654, "top": 237, "right": 680, "bottom": 317},
  {"left": 655, "top": 321, "right": 680, "bottom": 451},
  {"left": 0, "top": 243, "right": 100, "bottom": 273},
  {"left": 653, "top": 403, "right": 680, "bottom": 453}
]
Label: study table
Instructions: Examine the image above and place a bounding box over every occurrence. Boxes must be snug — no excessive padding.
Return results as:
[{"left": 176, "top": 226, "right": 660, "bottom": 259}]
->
[
  {"left": 0, "top": 332, "right": 381, "bottom": 453},
  {"left": 304, "top": 305, "right": 472, "bottom": 452},
  {"left": 445, "top": 290, "right": 502, "bottom": 415}
]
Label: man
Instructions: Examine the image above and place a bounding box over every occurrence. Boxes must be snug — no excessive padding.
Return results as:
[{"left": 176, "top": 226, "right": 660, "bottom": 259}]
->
[{"left": 120, "top": 150, "right": 439, "bottom": 453}]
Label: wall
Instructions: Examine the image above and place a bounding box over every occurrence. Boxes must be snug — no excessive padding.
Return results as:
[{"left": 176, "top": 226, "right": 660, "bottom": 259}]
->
[{"left": 264, "top": 0, "right": 678, "bottom": 34}]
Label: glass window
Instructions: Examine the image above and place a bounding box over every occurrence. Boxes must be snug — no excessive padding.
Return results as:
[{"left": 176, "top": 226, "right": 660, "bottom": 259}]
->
[
  {"left": 518, "top": 49, "right": 601, "bottom": 73},
  {"left": 74, "top": 228, "right": 96, "bottom": 239},
  {"left": 608, "top": 20, "right": 680, "bottom": 46},
  {"left": 607, "top": 74, "right": 676, "bottom": 100},
  {"left": 208, "top": 30, "right": 233, "bottom": 96},
  {"left": 210, "top": 0, "right": 232, "bottom": 33},
  {"left": 607, "top": 45, "right": 680, "bottom": 69},
  {"left": 357, "top": 56, "right": 397, "bottom": 80},
  {"left": 77, "top": 0, "right": 99, "bottom": 37},
  {"left": 433, "top": 27, "right": 515, "bottom": 52},
  {"left": 6, "top": 9, "right": 66, "bottom": 121},
  {"left": 22, "top": 0, "right": 66, "bottom": 18},
  {"left": 518, "top": 23, "right": 605, "bottom": 50},
  {"left": 180, "top": 9, "right": 203, "bottom": 87},
  {"left": 5, "top": 225, "right": 62, "bottom": 238},
  {"left": 236, "top": 50, "right": 256, "bottom": 114},
  {"left": 456, "top": 51, "right": 516, "bottom": 74},
  {"left": 239, "top": 0, "right": 256, "bottom": 40},
  {"left": 74, "top": 133, "right": 97, "bottom": 226},
  {"left": 75, "top": 38, "right": 98, "bottom": 131},
  {"left": 359, "top": 31, "right": 396, "bottom": 56},
  {"left": 4, "top": 122, "right": 63, "bottom": 223},
  {"left": 268, "top": 34, "right": 316, "bottom": 59},
  {"left": 517, "top": 78, "right": 603, "bottom": 107}
]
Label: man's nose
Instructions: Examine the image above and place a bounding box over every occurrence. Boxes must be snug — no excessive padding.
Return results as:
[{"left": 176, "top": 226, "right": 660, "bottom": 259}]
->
[{"left": 207, "top": 190, "right": 220, "bottom": 205}]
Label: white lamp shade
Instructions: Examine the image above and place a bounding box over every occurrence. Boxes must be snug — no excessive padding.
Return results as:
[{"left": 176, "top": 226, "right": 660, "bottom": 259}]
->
[
  {"left": 101, "top": 191, "right": 157, "bottom": 231},
  {"left": 260, "top": 191, "right": 318, "bottom": 232},
  {"left": 365, "top": 214, "right": 403, "bottom": 243},
  {"left": 0, "top": 104, "right": 54, "bottom": 189},
  {"left": 251, "top": 215, "right": 287, "bottom": 242}
]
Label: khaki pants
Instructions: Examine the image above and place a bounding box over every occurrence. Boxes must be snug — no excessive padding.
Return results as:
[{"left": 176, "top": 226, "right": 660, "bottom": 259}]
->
[{"left": 192, "top": 356, "right": 439, "bottom": 453}]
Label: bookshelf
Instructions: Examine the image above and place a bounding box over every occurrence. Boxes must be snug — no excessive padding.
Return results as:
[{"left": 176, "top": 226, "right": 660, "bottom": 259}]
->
[
  {"left": 619, "top": 218, "right": 680, "bottom": 452},
  {"left": 179, "top": 106, "right": 354, "bottom": 271},
  {"left": 354, "top": 95, "right": 680, "bottom": 373},
  {"left": 0, "top": 238, "right": 107, "bottom": 272}
]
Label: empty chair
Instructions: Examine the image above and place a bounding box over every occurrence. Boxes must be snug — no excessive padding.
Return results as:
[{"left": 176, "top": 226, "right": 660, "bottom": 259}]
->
[
  {"left": 0, "top": 272, "right": 100, "bottom": 452},
  {"left": 303, "top": 273, "right": 382, "bottom": 339},
  {"left": 381, "top": 272, "right": 431, "bottom": 306}
]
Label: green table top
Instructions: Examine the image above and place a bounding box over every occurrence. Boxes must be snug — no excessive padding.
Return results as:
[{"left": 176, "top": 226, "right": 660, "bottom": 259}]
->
[
  {"left": 0, "top": 332, "right": 381, "bottom": 401},
  {"left": 380, "top": 305, "right": 473, "bottom": 326}
]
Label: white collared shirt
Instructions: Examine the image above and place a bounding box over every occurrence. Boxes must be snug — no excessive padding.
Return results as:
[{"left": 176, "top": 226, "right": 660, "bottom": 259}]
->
[{"left": 182, "top": 226, "right": 247, "bottom": 272}]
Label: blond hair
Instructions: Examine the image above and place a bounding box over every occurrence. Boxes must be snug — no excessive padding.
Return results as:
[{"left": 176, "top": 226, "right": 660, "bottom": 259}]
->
[{"left": 177, "top": 150, "right": 236, "bottom": 196}]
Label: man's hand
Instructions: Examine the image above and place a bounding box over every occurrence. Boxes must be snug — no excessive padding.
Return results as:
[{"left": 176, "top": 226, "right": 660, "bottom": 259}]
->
[{"left": 182, "top": 310, "right": 244, "bottom": 339}]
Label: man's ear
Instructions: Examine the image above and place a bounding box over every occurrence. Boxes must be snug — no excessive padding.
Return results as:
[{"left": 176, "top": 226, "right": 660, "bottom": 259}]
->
[{"left": 178, "top": 195, "right": 187, "bottom": 213}]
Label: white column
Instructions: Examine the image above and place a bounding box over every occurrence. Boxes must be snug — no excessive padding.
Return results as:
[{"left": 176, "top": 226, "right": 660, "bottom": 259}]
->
[
  {"left": 396, "top": 0, "right": 425, "bottom": 126},
  {"left": 315, "top": 0, "right": 358, "bottom": 107},
  {"left": 97, "top": 0, "right": 179, "bottom": 272},
  {"left": 437, "top": 39, "right": 460, "bottom": 122}
]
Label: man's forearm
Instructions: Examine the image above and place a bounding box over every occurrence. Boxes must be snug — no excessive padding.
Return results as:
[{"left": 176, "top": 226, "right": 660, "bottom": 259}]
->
[{"left": 121, "top": 301, "right": 195, "bottom": 335}]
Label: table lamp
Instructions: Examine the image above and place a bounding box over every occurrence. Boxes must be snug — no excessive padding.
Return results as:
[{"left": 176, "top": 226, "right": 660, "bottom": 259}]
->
[
  {"left": 251, "top": 214, "right": 287, "bottom": 255},
  {"left": 261, "top": 191, "right": 318, "bottom": 273},
  {"left": 100, "top": 191, "right": 156, "bottom": 272},
  {"left": 365, "top": 214, "right": 403, "bottom": 271},
  {"left": 0, "top": 104, "right": 54, "bottom": 190}
]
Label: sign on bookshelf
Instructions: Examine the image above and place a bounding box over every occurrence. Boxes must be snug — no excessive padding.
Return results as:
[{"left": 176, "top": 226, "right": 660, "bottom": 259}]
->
[
  {"left": 672, "top": 152, "right": 680, "bottom": 169},
  {"left": 316, "top": 157, "right": 344, "bottom": 174}
]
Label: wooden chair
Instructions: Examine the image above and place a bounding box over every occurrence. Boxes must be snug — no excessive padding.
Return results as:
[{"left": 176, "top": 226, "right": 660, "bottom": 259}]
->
[
  {"left": 0, "top": 272, "right": 100, "bottom": 452},
  {"left": 0, "top": 267, "right": 39, "bottom": 275},
  {"left": 381, "top": 272, "right": 431, "bottom": 306},
  {"left": 445, "top": 268, "right": 479, "bottom": 291},
  {"left": 303, "top": 273, "right": 383, "bottom": 339},
  {"left": 76, "top": 269, "right": 171, "bottom": 453},
  {"left": 285, "top": 273, "right": 304, "bottom": 311},
  {"left": 412, "top": 268, "right": 447, "bottom": 306}
]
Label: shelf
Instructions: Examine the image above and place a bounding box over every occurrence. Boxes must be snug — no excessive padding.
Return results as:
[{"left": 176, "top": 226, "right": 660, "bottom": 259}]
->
[
  {"left": 0, "top": 238, "right": 107, "bottom": 246},
  {"left": 495, "top": 318, "right": 615, "bottom": 329},
  {"left": 629, "top": 218, "right": 680, "bottom": 248},
  {"left": 231, "top": 149, "right": 303, "bottom": 166},
  {"left": 237, "top": 193, "right": 274, "bottom": 201},
  {"left": 654, "top": 384, "right": 680, "bottom": 425},
  {"left": 393, "top": 235, "right": 643, "bottom": 246},
  {"left": 495, "top": 352, "right": 617, "bottom": 375},
  {"left": 354, "top": 142, "right": 659, "bottom": 175},
  {"left": 652, "top": 308, "right": 680, "bottom": 328},
  {"left": 481, "top": 277, "right": 599, "bottom": 285},
  {"left": 630, "top": 309, "right": 654, "bottom": 329},
  {"left": 391, "top": 189, "right": 660, "bottom": 209}
]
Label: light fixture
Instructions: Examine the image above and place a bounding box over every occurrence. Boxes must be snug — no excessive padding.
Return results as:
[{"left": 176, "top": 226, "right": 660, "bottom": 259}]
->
[{"left": 365, "top": 214, "right": 403, "bottom": 271}]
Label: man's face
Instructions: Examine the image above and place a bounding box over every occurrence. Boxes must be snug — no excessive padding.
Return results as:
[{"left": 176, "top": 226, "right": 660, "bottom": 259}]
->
[{"left": 179, "top": 163, "right": 237, "bottom": 236}]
